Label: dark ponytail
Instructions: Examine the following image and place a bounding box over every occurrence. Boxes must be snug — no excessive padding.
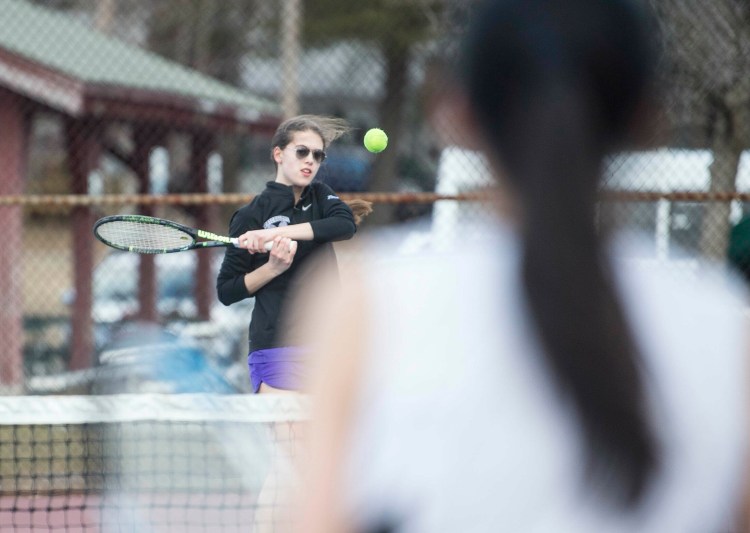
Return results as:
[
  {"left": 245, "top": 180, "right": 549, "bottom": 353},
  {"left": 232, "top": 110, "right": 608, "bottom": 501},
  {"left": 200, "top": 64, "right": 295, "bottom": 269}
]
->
[{"left": 462, "top": 0, "right": 659, "bottom": 507}]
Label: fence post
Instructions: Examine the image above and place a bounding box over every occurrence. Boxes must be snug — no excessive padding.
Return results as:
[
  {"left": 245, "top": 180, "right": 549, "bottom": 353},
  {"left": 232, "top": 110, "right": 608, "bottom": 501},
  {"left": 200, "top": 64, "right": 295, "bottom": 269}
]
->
[
  {"left": 280, "top": 0, "right": 301, "bottom": 119},
  {"left": 134, "top": 125, "right": 166, "bottom": 323},
  {"left": 65, "top": 118, "right": 102, "bottom": 371},
  {"left": 0, "top": 91, "right": 28, "bottom": 390},
  {"left": 191, "top": 131, "right": 217, "bottom": 321}
]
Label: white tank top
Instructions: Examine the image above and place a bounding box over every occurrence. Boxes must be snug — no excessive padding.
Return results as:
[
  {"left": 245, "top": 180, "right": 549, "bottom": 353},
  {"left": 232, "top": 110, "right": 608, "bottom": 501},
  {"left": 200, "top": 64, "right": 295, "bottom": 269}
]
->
[{"left": 342, "top": 222, "right": 749, "bottom": 533}]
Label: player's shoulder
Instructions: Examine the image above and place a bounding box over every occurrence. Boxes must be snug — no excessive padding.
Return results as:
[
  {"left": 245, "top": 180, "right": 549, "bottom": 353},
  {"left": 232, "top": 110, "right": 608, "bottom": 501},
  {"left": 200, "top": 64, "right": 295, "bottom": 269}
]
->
[
  {"left": 240, "top": 186, "right": 276, "bottom": 212},
  {"left": 310, "top": 180, "right": 340, "bottom": 199},
  {"left": 234, "top": 200, "right": 261, "bottom": 220},
  {"left": 229, "top": 191, "right": 272, "bottom": 230}
]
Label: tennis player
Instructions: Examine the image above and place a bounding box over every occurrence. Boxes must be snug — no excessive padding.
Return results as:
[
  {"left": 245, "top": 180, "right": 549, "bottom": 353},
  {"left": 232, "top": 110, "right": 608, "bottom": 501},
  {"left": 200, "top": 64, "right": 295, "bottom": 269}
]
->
[
  {"left": 216, "top": 114, "right": 358, "bottom": 394},
  {"left": 296, "top": 1, "right": 750, "bottom": 532}
]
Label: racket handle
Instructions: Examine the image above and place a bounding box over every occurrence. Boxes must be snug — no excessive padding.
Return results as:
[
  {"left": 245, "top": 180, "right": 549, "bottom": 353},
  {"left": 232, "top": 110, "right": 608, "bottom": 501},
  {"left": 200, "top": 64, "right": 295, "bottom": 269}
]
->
[
  {"left": 234, "top": 239, "right": 294, "bottom": 252},
  {"left": 264, "top": 240, "right": 296, "bottom": 252}
]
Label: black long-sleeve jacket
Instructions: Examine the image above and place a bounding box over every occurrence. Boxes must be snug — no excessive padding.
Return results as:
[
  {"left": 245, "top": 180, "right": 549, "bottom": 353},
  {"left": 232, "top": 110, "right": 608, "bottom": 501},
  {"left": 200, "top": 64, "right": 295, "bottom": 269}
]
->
[{"left": 216, "top": 181, "right": 356, "bottom": 353}]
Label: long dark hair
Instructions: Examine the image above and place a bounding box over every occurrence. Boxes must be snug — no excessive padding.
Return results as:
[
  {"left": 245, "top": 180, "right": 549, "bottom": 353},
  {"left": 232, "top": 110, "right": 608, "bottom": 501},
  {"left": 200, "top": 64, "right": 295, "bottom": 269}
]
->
[{"left": 462, "top": 0, "right": 660, "bottom": 508}]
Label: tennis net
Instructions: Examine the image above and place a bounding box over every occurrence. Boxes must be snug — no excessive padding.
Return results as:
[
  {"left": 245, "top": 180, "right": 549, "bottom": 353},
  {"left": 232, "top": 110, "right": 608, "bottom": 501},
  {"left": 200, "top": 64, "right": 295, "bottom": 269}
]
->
[{"left": 0, "top": 393, "right": 309, "bottom": 532}]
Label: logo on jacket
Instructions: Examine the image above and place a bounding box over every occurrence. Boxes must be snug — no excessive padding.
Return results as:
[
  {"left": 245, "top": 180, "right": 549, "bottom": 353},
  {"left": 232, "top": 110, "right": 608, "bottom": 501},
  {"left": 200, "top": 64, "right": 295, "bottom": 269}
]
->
[
  {"left": 327, "top": 195, "right": 339, "bottom": 200},
  {"left": 263, "top": 215, "right": 290, "bottom": 229}
]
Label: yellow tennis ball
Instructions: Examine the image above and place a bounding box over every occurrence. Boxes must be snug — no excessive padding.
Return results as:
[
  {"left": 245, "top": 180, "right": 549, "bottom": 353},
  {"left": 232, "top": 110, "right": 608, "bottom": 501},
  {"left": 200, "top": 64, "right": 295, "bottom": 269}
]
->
[{"left": 364, "top": 128, "right": 388, "bottom": 153}]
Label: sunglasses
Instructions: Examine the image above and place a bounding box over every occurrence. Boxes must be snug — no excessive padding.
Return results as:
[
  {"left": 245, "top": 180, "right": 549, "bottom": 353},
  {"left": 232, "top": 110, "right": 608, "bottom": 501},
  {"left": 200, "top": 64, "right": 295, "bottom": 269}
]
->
[{"left": 294, "top": 145, "right": 326, "bottom": 163}]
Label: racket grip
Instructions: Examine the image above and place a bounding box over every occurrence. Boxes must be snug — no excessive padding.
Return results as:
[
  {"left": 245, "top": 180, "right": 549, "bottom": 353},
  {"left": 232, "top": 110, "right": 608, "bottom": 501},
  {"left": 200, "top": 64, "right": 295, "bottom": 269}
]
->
[
  {"left": 235, "top": 240, "right": 294, "bottom": 251},
  {"left": 233, "top": 239, "right": 274, "bottom": 251},
  {"left": 263, "top": 240, "right": 295, "bottom": 252}
]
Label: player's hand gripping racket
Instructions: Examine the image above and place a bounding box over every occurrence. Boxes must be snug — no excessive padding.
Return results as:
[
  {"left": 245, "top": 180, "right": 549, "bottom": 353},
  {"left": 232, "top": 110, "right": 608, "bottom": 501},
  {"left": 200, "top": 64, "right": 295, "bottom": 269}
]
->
[{"left": 94, "top": 215, "right": 287, "bottom": 254}]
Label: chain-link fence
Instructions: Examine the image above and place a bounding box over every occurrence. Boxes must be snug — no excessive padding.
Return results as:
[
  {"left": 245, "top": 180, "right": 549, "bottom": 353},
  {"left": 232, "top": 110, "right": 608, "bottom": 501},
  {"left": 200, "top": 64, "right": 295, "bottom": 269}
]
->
[
  {"left": 1, "top": 0, "right": 749, "bottom": 389},
  {"left": 603, "top": 1, "right": 750, "bottom": 270}
]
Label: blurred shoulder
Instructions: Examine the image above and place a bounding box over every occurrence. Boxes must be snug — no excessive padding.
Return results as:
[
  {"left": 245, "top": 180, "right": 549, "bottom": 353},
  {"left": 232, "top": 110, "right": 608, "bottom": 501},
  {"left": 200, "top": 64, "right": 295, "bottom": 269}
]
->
[
  {"left": 612, "top": 232, "right": 749, "bottom": 314},
  {"left": 360, "top": 216, "right": 517, "bottom": 265},
  {"left": 612, "top": 231, "right": 749, "bottom": 392}
]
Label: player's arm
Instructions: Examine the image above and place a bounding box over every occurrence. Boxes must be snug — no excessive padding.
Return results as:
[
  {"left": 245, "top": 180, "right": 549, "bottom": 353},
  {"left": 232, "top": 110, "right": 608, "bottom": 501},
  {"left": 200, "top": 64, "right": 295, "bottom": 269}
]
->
[
  {"left": 239, "top": 192, "right": 355, "bottom": 253},
  {"left": 218, "top": 206, "right": 298, "bottom": 301},
  {"left": 217, "top": 209, "right": 259, "bottom": 305},
  {"left": 309, "top": 184, "right": 356, "bottom": 242},
  {"left": 242, "top": 237, "right": 297, "bottom": 295},
  {"left": 238, "top": 224, "right": 315, "bottom": 253}
]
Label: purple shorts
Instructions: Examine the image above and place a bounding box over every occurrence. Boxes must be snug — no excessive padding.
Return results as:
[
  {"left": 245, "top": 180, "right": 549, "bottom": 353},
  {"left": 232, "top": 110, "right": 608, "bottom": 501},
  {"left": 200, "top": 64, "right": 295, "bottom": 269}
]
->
[{"left": 248, "top": 347, "right": 309, "bottom": 393}]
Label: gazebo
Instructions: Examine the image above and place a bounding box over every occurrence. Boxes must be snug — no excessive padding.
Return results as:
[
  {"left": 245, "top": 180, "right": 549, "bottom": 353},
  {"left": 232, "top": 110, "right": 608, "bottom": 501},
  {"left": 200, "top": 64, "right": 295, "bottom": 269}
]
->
[{"left": 0, "top": 0, "right": 281, "bottom": 387}]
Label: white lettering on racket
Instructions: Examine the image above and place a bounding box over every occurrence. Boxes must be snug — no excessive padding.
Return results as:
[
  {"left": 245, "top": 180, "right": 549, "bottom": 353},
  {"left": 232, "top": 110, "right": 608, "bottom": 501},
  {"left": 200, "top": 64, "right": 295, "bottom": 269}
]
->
[{"left": 197, "top": 229, "right": 232, "bottom": 243}]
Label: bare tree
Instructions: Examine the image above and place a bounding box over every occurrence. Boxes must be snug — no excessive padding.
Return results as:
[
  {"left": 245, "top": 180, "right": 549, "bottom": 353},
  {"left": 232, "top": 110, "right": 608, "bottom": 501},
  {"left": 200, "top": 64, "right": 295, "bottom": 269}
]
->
[
  {"left": 653, "top": 0, "right": 750, "bottom": 259},
  {"left": 146, "top": 0, "right": 261, "bottom": 198},
  {"left": 304, "top": 0, "right": 445, "bottom": 223}
]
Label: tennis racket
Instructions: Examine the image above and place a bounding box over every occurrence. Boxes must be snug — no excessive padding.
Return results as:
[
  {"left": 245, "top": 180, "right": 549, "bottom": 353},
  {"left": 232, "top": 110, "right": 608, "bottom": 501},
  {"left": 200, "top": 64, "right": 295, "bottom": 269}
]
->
[{"left": 94, "top": 215, "right": 283, "bottom": 254}]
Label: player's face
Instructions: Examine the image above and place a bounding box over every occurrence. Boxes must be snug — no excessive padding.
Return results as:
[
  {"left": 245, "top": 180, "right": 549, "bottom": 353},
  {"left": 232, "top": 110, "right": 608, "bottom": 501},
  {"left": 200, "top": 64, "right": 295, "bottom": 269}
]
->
[{"left": 273, "top": 130, "right": 325, "bottom": 189}]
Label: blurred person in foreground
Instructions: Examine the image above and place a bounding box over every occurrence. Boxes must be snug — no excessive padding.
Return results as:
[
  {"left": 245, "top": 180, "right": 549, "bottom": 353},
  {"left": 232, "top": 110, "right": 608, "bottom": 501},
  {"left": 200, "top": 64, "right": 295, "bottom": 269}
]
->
[{"left": 294, "top": 1, "right": 750, "bottom": 532}]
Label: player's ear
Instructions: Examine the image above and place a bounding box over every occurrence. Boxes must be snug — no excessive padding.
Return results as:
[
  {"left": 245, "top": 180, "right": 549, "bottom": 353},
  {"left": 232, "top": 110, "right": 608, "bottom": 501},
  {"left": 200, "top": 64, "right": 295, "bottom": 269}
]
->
[{"left": 272, "top": 146, "right": 283, "bottom": 164}]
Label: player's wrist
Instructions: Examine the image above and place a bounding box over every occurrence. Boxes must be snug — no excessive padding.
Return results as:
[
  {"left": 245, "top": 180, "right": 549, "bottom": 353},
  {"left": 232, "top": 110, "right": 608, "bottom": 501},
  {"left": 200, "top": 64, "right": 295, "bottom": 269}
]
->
[{"left": 261, "top": 260, "right": 287, "bottom": 277}]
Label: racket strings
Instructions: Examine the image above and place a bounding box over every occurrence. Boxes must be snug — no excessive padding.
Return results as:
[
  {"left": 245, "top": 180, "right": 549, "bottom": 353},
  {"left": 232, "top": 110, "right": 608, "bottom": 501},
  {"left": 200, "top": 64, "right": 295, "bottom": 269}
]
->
[{"left": 97, "top": 221, "right": 194, "bottom": 252}]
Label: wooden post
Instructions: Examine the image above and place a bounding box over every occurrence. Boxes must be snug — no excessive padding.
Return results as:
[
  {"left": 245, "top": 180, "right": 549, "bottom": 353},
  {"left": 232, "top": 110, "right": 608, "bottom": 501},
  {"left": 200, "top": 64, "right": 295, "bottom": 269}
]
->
[
  {"left": 133, "top": 126, "right": 166, "bottom": 323},
  {"left": 0, "top": 91, "right": 29, "bottom": 389},
  {"left": 281, "top": 0, "right": 301, "bottom": 118},
  {"left": 65, "top": 117, "right": 102, "bottom": 371},
  {"left": 191, "top": 131, "right": 216, "bottom": 321}
]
